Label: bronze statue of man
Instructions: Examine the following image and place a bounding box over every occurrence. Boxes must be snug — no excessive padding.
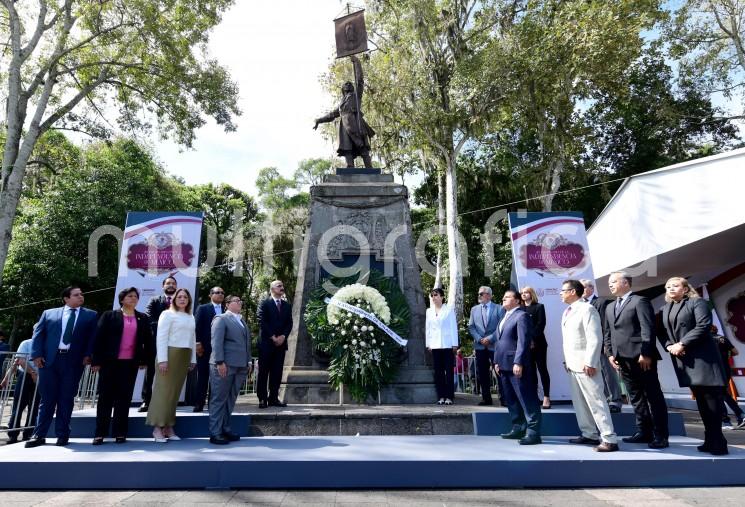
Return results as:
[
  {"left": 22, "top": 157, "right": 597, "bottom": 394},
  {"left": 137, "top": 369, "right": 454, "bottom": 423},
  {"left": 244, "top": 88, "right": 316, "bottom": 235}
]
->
[{"left": 314, "top": 55, "right": 375, "bottom": 168}]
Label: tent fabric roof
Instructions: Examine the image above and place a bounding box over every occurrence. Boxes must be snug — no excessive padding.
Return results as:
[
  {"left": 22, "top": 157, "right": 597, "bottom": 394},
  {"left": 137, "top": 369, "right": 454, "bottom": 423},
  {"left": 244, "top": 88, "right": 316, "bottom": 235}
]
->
[{"left": 587, "top": 147, "right": 745, "bottom": 293}]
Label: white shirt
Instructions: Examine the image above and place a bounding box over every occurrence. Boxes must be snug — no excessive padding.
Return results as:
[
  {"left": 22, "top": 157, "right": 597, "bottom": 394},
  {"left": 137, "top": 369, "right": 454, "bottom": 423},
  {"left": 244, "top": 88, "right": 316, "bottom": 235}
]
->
[
  {"left": 58, "top": 305, "right": 79, "bottom": 350},
  {"left": 156, "top": 310, "right": 197, "bottom": 363},
  {"left": 425, "top": 304, "right": 459, "bottom": 349},
  {"left": 228, "top": 310, "right": 245, "bottom": 328},
  {"left": 499, "top": 307, "right": 518, "bottom": 333},
  {"left": 213, "top": 304, "right": 222, "bottom": 316}
]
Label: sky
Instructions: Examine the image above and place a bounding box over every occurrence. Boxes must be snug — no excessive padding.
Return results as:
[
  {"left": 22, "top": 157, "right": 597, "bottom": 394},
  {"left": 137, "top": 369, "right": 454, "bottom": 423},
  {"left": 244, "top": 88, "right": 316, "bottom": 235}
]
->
[{"left": 153, "top": 1, "right": 351, "bottom": 195}]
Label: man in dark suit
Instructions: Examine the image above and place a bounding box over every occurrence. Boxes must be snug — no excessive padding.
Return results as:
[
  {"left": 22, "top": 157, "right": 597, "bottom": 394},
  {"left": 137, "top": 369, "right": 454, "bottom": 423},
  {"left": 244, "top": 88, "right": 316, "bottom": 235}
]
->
[
  {"left": 26, "top": 286, "right": 97, "bottom": 447},
  {"left": 494, "top": 290, "right": 541, "bottom": 445},
  {"left": 208, "top": 295, "right": 251, "bottom": 444},
  {"left": 467, "top": 286, "right": 505, "bottom": 406},
  {"left": 140, "top": 276, "right": 178, "bottom": 412},
  {"left": 193, "top": 286, "right": 225, "bottom": 412},
  {"left": 581, "top": 279, "right": 623, "bottom": 413},
  {"left": 256, "top": 280, "right": 292, "bottom": 408},
  {"left": 604, "top": 271, "right": 669, "bottom": 448}
]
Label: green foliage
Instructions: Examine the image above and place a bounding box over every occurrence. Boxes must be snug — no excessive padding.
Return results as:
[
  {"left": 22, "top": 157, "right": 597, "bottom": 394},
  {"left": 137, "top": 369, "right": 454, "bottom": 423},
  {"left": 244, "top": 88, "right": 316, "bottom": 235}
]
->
[{"left": 304, "top": 270, "right": 409, "bottom": 402}]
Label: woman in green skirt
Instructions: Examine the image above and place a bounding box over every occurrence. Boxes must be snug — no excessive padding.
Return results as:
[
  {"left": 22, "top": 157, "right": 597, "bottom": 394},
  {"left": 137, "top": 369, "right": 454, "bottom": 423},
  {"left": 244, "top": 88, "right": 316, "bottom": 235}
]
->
[{"left": 146, "top": 288, "right": 196, "bottom": 442}]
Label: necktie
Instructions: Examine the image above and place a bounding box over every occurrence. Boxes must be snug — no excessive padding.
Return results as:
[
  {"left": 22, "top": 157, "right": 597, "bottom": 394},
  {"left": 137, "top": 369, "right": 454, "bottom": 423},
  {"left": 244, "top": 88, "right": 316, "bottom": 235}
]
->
[
  {"left": 482, "top": 304, "right": 488, "bottom": 327},
  {"left": 562, "top": 306, "right": 571, "bottom": 325},
  {"left": 62, "top": 308, "right": 77, "bottom": 345},
  {"left": 166, "top": 296, "right": 172, "bottom": 307},
  {"left": 275, "top": 299, "right": 282, "bottom": 313},
  {"left": 615, "top": 297, "right": 623, "bottom": 315}
]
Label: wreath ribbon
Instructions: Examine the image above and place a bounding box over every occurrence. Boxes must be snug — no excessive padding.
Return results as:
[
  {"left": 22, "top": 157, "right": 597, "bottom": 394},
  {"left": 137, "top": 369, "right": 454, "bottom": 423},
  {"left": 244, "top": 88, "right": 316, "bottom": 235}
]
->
[{"left": 324, "top": 297, "right": 408, "bottom": 346}]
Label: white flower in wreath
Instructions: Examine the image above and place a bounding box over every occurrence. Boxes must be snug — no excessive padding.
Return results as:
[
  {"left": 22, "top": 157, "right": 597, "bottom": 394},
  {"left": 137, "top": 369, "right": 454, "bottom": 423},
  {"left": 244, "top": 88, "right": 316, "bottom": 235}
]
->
[
  {"left": 327, "top": 283, "right": 391, "bottom": 325},
  {"left": 352, "top": 339, "right": 357, "bottom": 345}
]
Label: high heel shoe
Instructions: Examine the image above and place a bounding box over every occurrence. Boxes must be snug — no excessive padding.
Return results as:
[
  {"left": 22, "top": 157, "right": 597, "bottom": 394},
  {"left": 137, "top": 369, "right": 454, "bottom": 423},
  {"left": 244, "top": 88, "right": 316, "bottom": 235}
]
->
[
  {"left": 92, "top": 437, "right": 104, "bottom": 446},
  {"left": 153, "top": 429, "right": 167, "bottom": 443}
]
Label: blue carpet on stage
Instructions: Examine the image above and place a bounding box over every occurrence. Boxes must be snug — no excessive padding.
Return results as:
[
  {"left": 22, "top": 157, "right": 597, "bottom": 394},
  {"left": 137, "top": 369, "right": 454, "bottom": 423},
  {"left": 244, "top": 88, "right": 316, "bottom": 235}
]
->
[{"left": 1, "top": 435, "right": 743, "bottom": 489}]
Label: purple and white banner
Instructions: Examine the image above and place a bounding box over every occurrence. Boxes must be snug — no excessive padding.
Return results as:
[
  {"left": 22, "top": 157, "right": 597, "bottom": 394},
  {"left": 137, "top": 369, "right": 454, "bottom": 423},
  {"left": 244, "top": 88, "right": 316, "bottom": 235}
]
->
[
  {"left": 113, "top": 211, "right": 204, "bottom": 311},
  {"left": 508, "top": 212, "right": 595, "bottom": 400}
]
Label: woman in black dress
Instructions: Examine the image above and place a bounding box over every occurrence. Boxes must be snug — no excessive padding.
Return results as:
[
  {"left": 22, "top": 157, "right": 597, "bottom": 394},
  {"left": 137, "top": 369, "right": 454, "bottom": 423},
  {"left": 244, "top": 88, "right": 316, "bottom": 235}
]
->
[
  {"left": 520, "top": 286, "right": 551, "bottom": 409},
  {"left": 662, "top": 277, "right": 728, "bottom": 455}
]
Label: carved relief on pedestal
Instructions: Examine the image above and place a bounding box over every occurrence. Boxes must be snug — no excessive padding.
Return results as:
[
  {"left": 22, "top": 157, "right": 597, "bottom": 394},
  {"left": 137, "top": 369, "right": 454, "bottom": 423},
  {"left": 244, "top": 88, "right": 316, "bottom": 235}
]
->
[{"left": 325, "top": 211, "right": 391, "bottom": 260}]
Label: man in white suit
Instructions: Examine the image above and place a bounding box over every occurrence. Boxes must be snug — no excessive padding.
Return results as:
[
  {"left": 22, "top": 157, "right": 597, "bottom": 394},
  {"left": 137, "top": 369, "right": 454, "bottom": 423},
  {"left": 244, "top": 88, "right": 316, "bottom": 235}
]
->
[
  {"left": 468, "top": 286, "right": 505, "bottom": 405},
  {"left": 560, "top": 279, "right": 619, "bottom": 452}
]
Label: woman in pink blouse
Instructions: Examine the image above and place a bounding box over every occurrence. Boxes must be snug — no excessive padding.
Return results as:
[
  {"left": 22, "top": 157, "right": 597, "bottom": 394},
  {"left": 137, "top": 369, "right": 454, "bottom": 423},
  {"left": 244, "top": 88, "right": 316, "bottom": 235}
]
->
[{"left": 91, "top": 287, "right": 153, "bottom": 444}]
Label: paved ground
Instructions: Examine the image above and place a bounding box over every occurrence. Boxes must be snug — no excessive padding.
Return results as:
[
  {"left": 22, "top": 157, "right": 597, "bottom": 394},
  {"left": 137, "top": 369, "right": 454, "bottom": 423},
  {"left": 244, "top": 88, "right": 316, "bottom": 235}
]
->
[{"left": 1, "top": 487, "right": 744, "bottom": 506}]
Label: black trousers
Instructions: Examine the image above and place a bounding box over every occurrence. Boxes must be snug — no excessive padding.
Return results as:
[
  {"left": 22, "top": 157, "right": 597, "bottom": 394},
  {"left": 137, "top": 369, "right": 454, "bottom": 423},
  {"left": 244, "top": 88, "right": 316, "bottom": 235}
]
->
[
  {"left": 141, "top": 357, "right": 155, "bottom": 406},
  {"left": 617, "top": 356, "right": 669, "bottom": 439},
  {"left": 95, "top": 359, "right": 139, "bottom": 438},
  {"left": 7, "top": 372, "right": 40, "bottom": 440},
  {"left": 194, "top": 353, "right": 211, "bottom": 408},
  {"left": 257, "top": 344, "right": 286, "bottom": 402},
  {"left": 475, "top": 349, "right": 493, "bottom": 403},
  {"left": 692, "top": 385, "right": 728, "bottom": 451},
  {"left": 721, "top": 384, "right": 743, "bottom": 421},
  {"left": 531, "top": 341, "right": 551, "bottom": 398},
  {"left": 432, "top": 348, "right": 455, "bottom": 400}
]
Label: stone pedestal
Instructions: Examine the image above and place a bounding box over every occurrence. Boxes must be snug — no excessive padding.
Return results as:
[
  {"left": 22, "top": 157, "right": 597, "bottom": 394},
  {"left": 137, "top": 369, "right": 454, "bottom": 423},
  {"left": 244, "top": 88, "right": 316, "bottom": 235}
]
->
[{"left": 281, "top": 169, "right": 435, "bottom": 404}]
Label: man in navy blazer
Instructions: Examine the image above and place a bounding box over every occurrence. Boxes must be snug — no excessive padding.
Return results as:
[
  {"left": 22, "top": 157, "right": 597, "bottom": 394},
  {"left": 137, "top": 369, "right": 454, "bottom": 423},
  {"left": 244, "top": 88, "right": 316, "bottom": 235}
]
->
[
  {"left": 26, "top": 286, "right": 97, "bottom": 447},
  {"left": 193, "top": 286, "right": 226, "bottom": 412},
  {"left": 468, "top": 286, "right": 505, "bottom": 405},
  {"left": 256, "top": 280, "right": 292, "bottom": 408},
  {"left": 493, "top": 289, "right": 542, "bottom": 445}
]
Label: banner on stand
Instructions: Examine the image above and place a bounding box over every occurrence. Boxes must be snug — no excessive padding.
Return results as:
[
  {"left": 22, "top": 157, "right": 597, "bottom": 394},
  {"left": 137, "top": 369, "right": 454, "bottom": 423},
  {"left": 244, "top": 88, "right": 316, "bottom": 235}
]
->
[{"left": 508, "top": 212, "right": 595, "bottom": 400}]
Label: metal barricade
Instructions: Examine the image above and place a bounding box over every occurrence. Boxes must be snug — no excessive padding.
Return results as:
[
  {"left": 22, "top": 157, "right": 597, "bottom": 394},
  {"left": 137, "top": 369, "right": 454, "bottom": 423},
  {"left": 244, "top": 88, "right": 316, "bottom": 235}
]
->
[
  {"left": 75, "top": 365, "right": 99, "bottom": 410},
  {"left": 240, "top": 359, "right": 258, "bottom": 395},
  {"left": 0, "top": 351, "right": 40, "bottom": 439},
  {"left": 454, "top": 355, "right": 500, "bottom": 396}
]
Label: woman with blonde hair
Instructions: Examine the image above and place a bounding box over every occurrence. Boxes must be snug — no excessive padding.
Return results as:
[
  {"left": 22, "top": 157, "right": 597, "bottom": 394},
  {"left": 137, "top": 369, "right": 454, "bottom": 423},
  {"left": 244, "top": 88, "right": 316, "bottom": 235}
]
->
[
  {"left": 146, "top": 288, "right": 196, "bottom": 442},
  {"left": 520, "top": 286, "right": 551, "bottom": 409},
  {"left": 426, "top": 287, "right": 459, "bottom": 405},
  {"left": 662, "top": 276, "right": 728, "bottom": 455}
]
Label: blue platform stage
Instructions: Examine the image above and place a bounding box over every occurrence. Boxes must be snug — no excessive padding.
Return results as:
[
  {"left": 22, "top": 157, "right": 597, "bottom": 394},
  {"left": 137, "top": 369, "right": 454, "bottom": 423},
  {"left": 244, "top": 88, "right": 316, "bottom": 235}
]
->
[{"left": 1, "top": 435, "right": 743, "bottom": 489}]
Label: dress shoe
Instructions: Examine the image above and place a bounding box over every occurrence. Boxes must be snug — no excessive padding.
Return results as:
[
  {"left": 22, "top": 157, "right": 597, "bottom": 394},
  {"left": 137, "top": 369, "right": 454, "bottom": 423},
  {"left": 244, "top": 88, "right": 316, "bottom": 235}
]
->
[
  {"left": 268, "top": 400, "right": 287, "bottom": 407},
  {"left": 258, "top": 400, "right": 268, "bottom": 409},
  {"left": 223, "top": 431, "right": 240, "bottom": 442},
  {"left": 115, "top": 437, "right": 127, "bottom": 444},
  {"left": 7, "top": 436, "right": 18, "bottom": 445},
  {"left": 138, "top": 403, "right": 148, "bottom": 413},
  {"left": 55, "top": 437, "right": 69, "bottom": 447},
  {"left": 609, "top": 405, "right": 622, "bottom": 413},
  {"left": 648, "top": 438, "right": 669, "bottom": 449},
  {"left": 478, "top": 400, "right": 493, "bottom": 406},
  {"left": 697, "top": 444, "right": 710, "bottom": 453},
  {"left": 594, "top": 442, "right": 619, "bottom": 452},
  {"left": 92, "top": 437, "right": 104, "bottom": 446},
  {"left": 518, "top": 435, "right": 542, "bottom": 445},
  {"left": 622, "top": 432, "right": 652, "bottom": 444},
  {"left": 500, "top": 430, "right": 526, "bottom": 440},
  {"left": 709, "top": 446, "right": 729, "bottom": 456},
  {"left": 192, "top": 405, "right": 204, "bottom": 413},
  {"left": 24, "top": 437, "right": 45, "bottom": 448},
  {"left": 209, "top": 436, "right": 229, "bottom": 445},
  {"left": 569, "top": 436, "right": 601, "bottom": 445}
]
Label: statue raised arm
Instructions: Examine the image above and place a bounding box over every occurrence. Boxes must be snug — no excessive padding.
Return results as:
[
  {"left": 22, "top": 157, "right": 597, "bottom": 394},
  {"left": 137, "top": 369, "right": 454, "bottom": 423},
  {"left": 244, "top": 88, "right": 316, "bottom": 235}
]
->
[{"left": 313, "top": 55, "right": 375, "bottom": 168}]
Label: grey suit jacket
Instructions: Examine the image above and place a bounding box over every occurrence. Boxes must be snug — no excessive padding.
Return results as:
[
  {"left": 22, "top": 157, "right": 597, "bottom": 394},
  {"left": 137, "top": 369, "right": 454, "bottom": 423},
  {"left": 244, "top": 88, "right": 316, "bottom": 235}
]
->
[
  {"left": 603, "top": 293, "right": 660, "bottom": 360},
  {"left": 210, "top": 312, "right": 251, "bottom": 368},
  {"left": 468, "top": 302, "right": 505, "bottom": 351}
]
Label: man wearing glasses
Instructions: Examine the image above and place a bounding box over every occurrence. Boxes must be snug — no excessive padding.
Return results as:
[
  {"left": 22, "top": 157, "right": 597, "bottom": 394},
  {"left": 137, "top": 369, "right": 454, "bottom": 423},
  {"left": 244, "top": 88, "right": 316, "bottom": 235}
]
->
[
  {"left": 193, "top": 287, "right": 226, "bottom": 412},
  {"left": 468, "top": 286, "right": 505, "bottom": 405},
  {"left": 208, "top": 295, "right": 251, "bottom": 445}
]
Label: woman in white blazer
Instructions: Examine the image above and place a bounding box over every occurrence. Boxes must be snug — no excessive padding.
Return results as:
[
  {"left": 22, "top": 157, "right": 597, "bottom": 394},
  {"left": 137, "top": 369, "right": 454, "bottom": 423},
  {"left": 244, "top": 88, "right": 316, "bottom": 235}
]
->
[
  {"left": 146, "top": 288, "right": 196, "bottom": 442},
  {"left": 426, "top": 288, "right": 459, "bottom": 405}
]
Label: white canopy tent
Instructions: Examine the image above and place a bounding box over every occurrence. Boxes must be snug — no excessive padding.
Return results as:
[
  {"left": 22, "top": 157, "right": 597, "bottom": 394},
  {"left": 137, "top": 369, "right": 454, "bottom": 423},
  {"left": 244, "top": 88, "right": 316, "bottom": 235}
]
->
[
  {"left": 587, "top": 147, "right": 745, "bottom": 397},
  {"left": 588, "top": 147, "right": 745, "bottom": 295}
]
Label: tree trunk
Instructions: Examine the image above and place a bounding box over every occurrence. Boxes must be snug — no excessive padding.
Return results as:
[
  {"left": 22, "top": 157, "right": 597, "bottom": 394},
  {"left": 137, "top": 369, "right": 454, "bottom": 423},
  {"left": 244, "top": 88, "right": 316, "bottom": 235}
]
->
[
  {"left": 434, "top": 164, "right": 446, "bottom": 289},
  {"left": 444, "top": 155, "right": 464, "bottom": 322}
]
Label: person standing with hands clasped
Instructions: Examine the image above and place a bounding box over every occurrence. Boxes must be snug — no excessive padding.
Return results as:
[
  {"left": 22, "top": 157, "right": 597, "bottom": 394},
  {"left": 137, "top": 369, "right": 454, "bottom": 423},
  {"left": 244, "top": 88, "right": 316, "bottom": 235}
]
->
[
  {"left": 604, "top": 271, "right": 669, "bottom": 449},
  {"left": 208, "top": 295, "right": 251, "bottom": 445},
  {"left": 662, "top": 277, "right": 728, "bottom": 455},
  {"left": 560, "top": 280, "right": 619, "bottom": 452},
  {"left": 468, "top": 286, "right": 505, "bottom": 406},
  {"left": 146, "top": 288, "right": 196, "bottom": 442},
  {"left": 257, "top": 280, "right": 293, "bottom": 408},
  {"left": 426, "top": 288, "right": 459, "bottom": 405}
]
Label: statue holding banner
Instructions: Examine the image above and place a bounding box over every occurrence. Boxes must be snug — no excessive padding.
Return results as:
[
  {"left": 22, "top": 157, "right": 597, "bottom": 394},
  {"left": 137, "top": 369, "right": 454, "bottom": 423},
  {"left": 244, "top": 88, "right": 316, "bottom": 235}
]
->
[{"left": 313, "top": 9, "right": 375, "bottom": 169}]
